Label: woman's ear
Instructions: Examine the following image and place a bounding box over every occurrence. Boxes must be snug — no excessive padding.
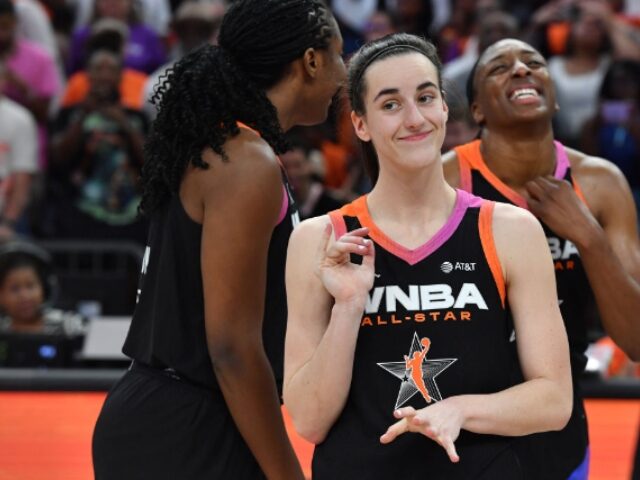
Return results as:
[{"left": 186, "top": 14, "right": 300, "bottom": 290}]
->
[
  {"left": 470, "top": 100, "right": 485, "bottom": 126},
  {"left": 303, "top": 47, "right": 319, "bottom": 79},
  {"left": 351, "top": 110, "right": 371, "bottom": 142}
]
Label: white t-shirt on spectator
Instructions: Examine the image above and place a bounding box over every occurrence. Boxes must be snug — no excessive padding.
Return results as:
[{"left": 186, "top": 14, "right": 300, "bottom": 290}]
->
[
  {"left": 0, "top": 97, "right": 39, "bottom": 178},
  {"left": 0, "top": 97, "right": 38, "bottom": 213},
  {"left": 548, "top": 55, "right": 610, "bottom": 143}
]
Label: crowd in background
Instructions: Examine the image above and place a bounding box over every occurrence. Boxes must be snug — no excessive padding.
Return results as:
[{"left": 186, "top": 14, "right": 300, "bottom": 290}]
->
[{"left": 0, "top": 0, "right": 639, "bottom": 374}]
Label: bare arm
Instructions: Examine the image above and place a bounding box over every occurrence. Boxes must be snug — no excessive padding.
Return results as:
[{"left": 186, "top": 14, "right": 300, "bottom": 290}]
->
[
  {"left": 457, "top": 204, "right": 572, "bottom": 434},
  {"left": 198, "top": 133, "right": 303, "bottom": 480},
  {"left": 525, "top": 156, "right": 640, "bottom": 360},
  {"left": 283, "top": 217, "right": 374, "bottom": 444},
  {"left": 382, "top": 205, "right": 572, "bottom": 461},
  {"left": 3, "top": 172, "right": 32, "bottom": 224}
]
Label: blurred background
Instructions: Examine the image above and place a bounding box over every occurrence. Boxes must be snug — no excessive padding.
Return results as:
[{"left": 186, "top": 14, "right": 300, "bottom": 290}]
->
[{"left": 0, "top": 0, "right": 638, "bottom": 478}]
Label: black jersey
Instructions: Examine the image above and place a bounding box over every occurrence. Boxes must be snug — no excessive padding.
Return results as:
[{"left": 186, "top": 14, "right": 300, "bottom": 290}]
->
[
  {"left": 454, "top": 139, "right": 590, "bottom": 478},
  {"left": 122, "top": 157, "right": 298, "bottom": 392},
  {"left": 313, "top": 190, "right": 524, "bottom": 480}
]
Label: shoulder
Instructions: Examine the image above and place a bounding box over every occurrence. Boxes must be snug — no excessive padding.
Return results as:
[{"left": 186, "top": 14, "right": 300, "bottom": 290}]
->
[
  {"left": 221, "top": 128, "right": 281, "bottom": 174},
  {"left": 491, "top": 201, "right": 542, "bottom": 233},
  {"left": 288, "top": 215, "right": 332, "bottom": 259},
  {"left": 441, "top": 149, "right": 461, "bottom": 187},
  {"left": 189, "top": 128, "right": 283, "bottom": 211},
  {"left": 567, "top": 147, "right": 627, "bottom": 185},
  {"left": 0, "top": 98, "right": 35, "bottom": 126},
  {"left": 566, "top": 147, "right": 632, "bottom": 214},
  {"left": 490, "top": 202, "right": 545, "bottom": 253}
]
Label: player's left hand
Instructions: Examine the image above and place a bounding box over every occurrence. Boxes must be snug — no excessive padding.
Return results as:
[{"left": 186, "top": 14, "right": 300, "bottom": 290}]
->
[
  {"left": 525, "top": 175, "right": 598, "bottom": 245},
  {"left": 380, "top": 403, "right": 462, "bottom": 463}
]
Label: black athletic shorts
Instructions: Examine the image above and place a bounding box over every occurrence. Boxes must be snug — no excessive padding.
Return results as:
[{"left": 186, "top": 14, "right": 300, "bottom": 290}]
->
[{"left": 92, "top": 362, "right": 265, "bottom": 479}]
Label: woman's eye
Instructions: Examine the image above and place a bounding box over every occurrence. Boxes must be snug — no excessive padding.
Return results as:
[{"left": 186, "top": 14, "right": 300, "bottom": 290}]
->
[
  {"left": 489, "top": 64, "right": 507, "bottom": 75},
  {"left": 383, "top": 101, "right": 399, "bottom": 111},
  {"left": 418, "top": 94, "right": 434, "bottom": 104}
]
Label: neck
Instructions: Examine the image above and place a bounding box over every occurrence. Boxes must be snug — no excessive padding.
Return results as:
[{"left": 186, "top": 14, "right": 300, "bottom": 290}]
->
[
  {"left": 10, "top": 316, "right": 44, "bottom": 333},
  {"left": 266, "top": 80, "right": 299, "bottom": 132},
  {"left": 368, "top": 157, "right": 456, "bottom": 225},
  {"left": 480, "top": 125, "right": 557, "bottom": 186}
]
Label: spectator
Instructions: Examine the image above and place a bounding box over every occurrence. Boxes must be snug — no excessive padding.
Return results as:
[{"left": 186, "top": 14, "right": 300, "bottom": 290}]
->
[
  {"left": 0, "top": 241, "right": 86, "bottom": 367},
  {"left": 71, "top": 0, "right": 173, "bottom": 38},
  {"left": 61, "top": 19, "right": 148, "bottom": 111},
  {"left": 437, "top": 0, "right": 500, "bottom": 64},
  {"left": 443, "top": 10, "right": 518, "bottom": 101},
  {"left": 67, "top": 0, "right": 166, "bottom": 74},
  {"left": 0, "top": 64, "right": 38, "bottom": 240},
  {"left": 581, "top": 60, "right": 640, "bottom": 211},
  {"left": 442, "top": 102, "right": 478, "bottom": 153},
  {"left": 362, "top": 10, "right": 397, "bottom": 43},
  {"left": 144, "top": 1, "right": 224, "bottom": 119},
  {"left": 281, "top": 136, "right": 344, "bottom": 220},
  {"left": 49, "top": 49, "right": 148, "bottom": 244},
  {"left": 331, "top": 0, "right": 377, "bottom": 54},
  {"left": 14, "top": 0, "right": 65, "bottom": 79},
  {"left": 548, "top": 4, "right": 612, "bottom": 146},
  {"left": 0, "top": 0, "right": 60, "bottom": 169}
]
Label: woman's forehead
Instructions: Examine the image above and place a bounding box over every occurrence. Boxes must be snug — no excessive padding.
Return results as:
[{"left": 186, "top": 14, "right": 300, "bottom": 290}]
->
[
  {"left": 479, "top": 39, "right": 541, "bottom": 66},
  {"left": 364, "top": 52, "right": 438, "bottom": 87}
]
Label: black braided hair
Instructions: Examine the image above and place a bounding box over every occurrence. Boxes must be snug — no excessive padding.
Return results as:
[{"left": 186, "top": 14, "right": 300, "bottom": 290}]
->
[
  {"left": 348, "top": 33, "right": 442, "bottom": 185},
  {"left": 140, "top": 0, "right": 336, "bottom": 215}
]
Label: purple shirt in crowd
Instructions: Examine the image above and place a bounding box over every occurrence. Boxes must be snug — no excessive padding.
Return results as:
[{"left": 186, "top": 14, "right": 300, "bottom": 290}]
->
[{"left": 68, "top": 23, "right": 166, "bottom": 75}]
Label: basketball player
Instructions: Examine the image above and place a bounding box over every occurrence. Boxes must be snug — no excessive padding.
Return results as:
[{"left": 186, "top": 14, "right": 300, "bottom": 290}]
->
[
  {"left": 92, "top": 1, "right": 346, "bottom": 479},
  {"left": 443, "top": 38, "right": 640, "bottom": 479},
  {"left": 283, "top": 33, "right": 572, "bottom": 479}
]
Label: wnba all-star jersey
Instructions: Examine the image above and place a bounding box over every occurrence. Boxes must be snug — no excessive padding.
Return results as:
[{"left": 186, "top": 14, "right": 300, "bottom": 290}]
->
[
  {"left": 123, "top": 141, "right": 299, "bottom": 394},
  {"left": 313, "top": 190, "right": 524, "bottom": 480},
  {"left": 454, "top": 139, "right": 590, "bottom": 479}
]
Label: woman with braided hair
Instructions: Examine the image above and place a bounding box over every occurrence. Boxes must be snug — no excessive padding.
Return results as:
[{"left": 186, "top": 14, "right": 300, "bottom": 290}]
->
[{"left": 92, "top": 1, "right": 346, "bottom": 478}]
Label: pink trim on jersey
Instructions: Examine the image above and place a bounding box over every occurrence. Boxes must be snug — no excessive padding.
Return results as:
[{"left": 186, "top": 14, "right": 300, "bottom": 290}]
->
[
  {"left": 276, "top": 184, "right": 288, "bottom": 226},
  {"left": 359, "top": 189, "right": 472, "bottom": 266},
  {"left": 460, "top": 140, "right": 571, "bottom": 210},
  {"left": 553, "top": 140, "right": 570, "bottom": 179},
  {"left": 466, "top": 191, "right": 483, "bottom": 208}
]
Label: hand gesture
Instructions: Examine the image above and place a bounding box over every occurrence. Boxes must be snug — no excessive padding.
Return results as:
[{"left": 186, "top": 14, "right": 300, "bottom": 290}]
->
[
  {"left": 380, "top": 402, "right": 463, "bottom": 463},
  {"left": 315, "top": 224, "right": 375, "bottom": 309},
  {"left": 525, "top": 176, "right": 598, "bottom": 246}
]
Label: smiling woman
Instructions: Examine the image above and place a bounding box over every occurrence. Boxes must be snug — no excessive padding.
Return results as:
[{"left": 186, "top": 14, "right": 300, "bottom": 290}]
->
[
  {"left": 443, "top": 37, "right": 640, "bottom": 480},
  {"left": 283, "top": 33, "right": 572, "bottom": 480}
]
